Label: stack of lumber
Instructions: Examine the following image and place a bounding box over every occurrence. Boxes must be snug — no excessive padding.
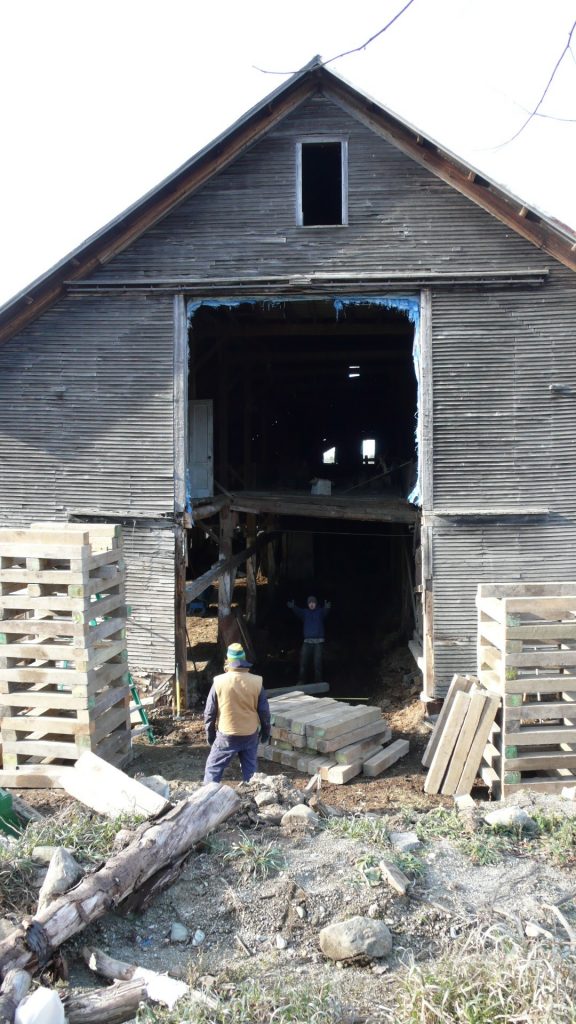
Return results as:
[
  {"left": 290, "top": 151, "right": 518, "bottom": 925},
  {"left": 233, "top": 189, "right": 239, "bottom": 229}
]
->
[
  {"left": 259, "top": 692, "right": 409, "bottom": 784},
  {"left": 478, "top": 582, "right": 576, "bottom": 798},
  {"left": 422, "top": 675, "right": 500, "bottom": 796},
  {"left": 0, "top": 523, "right": 131, "bottom": 788}
]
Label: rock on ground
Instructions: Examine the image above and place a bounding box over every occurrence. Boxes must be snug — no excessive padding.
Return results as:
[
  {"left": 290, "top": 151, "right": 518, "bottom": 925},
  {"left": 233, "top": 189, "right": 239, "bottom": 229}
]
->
[{"left": 319, "top": 916, "right": 393, "bottom": 961}]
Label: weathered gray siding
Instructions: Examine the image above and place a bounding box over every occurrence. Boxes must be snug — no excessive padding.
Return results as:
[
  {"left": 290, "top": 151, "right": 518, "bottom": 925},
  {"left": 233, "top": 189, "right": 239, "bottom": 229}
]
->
[
  {"left": 0, "top": 292, "right": 176, "bottom": 671},
  {"left": 101, "top": 94, "right": 547, "bottom": 281},
  {"left": 430, "top": 267, "right": 576, "bottom": 690}
]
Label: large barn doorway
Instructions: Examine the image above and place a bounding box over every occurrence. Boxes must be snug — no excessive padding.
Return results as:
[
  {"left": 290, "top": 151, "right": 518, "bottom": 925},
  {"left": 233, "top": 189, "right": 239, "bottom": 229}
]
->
[{"left": 185, "top": 295, "right": 421, "bottom": 702}]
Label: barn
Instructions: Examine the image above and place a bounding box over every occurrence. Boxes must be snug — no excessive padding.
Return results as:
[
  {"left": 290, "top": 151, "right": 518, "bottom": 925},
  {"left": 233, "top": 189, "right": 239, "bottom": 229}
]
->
[{"left": 1, "top": 57, "right": 575, "bottom": 706}]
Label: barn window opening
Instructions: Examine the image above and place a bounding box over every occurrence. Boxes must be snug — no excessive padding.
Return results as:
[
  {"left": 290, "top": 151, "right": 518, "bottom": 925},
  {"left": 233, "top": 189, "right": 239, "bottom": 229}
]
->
[
  {"left": 298, "top": 141, "right": 346, "bottom": 226},
  {"left": 323, "top": 446, "right": 337, "bottom": 464},
  {"left": 362, "top": 439, "right": 376, "bottom": 463}
]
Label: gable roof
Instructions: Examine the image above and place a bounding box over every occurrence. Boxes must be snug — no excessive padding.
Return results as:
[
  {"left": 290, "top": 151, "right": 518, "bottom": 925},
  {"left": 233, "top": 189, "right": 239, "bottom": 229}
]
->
[{"left": 1, "top": 56, "right": 575, "bottom": 344}]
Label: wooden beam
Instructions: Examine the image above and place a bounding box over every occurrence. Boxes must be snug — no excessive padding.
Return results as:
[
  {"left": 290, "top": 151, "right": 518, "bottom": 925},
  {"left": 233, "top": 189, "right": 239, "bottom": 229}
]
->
[{"left": 185, "top": 531, "right": 275, "bottom": 603}]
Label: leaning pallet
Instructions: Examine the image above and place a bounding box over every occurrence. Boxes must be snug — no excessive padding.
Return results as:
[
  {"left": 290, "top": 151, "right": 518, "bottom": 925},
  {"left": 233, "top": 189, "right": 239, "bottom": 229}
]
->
[
  {"left": 259, "top": 693, "right": 408, "bottom": 784},
  {"left": 477, "top": 582, "right": 576, "bottom": 798},
  {"left": 0, "top": 524, "right": 131, "bottom": 788}
]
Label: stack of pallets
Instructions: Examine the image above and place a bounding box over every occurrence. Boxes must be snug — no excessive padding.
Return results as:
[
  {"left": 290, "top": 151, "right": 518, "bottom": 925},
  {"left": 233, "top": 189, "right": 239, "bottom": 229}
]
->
[
  {"left": 259, "top": 692, "right": 408, "bottom": 784},
  {"left": 0, "top": 524, "right": 131, "bottom": 787},
  {"left": 478, "top": 582, "right": 576, "bottom": 798}
]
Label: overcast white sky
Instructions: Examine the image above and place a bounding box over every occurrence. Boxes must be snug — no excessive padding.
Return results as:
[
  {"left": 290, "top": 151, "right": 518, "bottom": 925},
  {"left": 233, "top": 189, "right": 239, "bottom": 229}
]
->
[{"left": 1, "top": 0, "right": 575, "bottom": 307}]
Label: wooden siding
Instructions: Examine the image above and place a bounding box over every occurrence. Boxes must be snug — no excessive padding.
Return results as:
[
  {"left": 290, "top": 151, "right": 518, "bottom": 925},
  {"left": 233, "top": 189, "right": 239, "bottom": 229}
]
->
[
  {"left": 100, "top": 94, "right": 548, "bottom": 282},
  {"left": 123, "top": 525, "right": 176, "bottom": 672},
  {"left": 0, "top": 292, "right": 176, "bottom": 671},
  {"left": 430, "top": 268, "right": 576, "bottom": 691}
]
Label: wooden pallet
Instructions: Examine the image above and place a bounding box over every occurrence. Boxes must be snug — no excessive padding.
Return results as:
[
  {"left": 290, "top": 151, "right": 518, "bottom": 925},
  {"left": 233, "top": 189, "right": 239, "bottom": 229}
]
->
[
  {"left": 0, "top": 525, "right": 131, "bottom": 785},
  {"left": 261, "top": 693, "right": 408, "bottom": 784},
  {"left": 477, "top": 582, "right": 576, "bottom": 798}
]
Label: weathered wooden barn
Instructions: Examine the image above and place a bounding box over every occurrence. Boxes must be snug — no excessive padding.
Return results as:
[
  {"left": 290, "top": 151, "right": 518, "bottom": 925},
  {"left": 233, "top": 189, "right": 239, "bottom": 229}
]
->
[{"left": 1, "top": 58, "right": 576, "bottom": 703}]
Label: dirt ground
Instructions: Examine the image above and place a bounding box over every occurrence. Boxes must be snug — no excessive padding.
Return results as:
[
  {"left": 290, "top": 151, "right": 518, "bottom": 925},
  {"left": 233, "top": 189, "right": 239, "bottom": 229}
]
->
[{"left": 7, "top": 637, "right": 576, "bottom": 1023}]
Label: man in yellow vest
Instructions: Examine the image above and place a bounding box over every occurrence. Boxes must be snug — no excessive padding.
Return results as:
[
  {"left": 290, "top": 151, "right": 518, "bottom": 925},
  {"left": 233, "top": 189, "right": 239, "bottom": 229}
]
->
[{"left": 203, "top": 643, "right": 271, "bottom": 783}]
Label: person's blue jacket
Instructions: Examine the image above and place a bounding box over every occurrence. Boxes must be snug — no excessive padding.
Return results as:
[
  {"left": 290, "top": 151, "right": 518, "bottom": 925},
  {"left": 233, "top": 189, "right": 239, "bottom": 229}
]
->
[{"left": 289, "top": 603, "right": 329, "bottom": 640}]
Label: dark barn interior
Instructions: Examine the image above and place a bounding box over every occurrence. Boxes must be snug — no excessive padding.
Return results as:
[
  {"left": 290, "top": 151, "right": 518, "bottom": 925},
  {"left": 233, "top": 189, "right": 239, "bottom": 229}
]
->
[{"left": 186, "top": 296, "right": 420, "bottom": 693}]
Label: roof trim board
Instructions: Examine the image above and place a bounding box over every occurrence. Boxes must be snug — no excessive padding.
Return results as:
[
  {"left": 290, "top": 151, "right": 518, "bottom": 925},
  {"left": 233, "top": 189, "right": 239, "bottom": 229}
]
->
[{"left": 1, "top": 59, "right": 574, "bottom": 345}]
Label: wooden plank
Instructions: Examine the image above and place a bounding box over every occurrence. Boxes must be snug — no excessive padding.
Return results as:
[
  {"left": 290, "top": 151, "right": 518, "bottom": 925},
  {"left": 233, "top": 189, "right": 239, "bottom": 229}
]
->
[
  {"left": 511, "top": 700, "right": 574, "bottom": 721},
  {"left": 264, "top": 683, "right": 330, "bottom": 697},
  {"left": 0, "top": 766, "right": 67, "bottom": 789},
  {"left": 441, "top": 690, "right": 487, "bottom": 795},
  {"left": 503, "top": 676, "right": 576, "bottom": 695},
  {"left": 505, "top": 724, "right": 576, "bottom": 745},
  {"left": 476, "top": 596, "right": 506, "bottom": 624},
  {"left": 306, "top": 707, "right": 382, "bottom": 740},
  {"left": 453, "top": 692, "right": 501, "bottom": 796},
  {"left": 503, "top": 778, "right": 576, "bottom": 796},
  {"left": 421, "top": 675, "right": 475, "bottom": 768},
  {"left": 504, "top": 750, "right": 576, "bottom": 771},
  {"left": 313, "top": 719, "right": 392, "bottom": 753},
  {"left": 362, "top": 738, "right": 410, "bottom": 777},
  {"left": 479, "top": 582, "right": 576, "bottom": 599},
  {"left": 335, "top": 739, "right": 386, "bottom": 766},
  {"left": 320, "top": 761, "right": 363, "bottom": 784},
  {"left": 507, "top": 623, "right": 576, "bottom": 641},
  {"left": 506, "top": 650, "right": 576, "bottom": 669},
  {"left": 424, "top": 690, "right": 470, "bottom": 795}
]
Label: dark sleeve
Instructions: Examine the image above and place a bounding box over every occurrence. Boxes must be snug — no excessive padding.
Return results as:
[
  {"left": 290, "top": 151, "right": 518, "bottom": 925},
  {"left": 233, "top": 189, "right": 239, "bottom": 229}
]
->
[
  {"left": 257, "top": 687, "right": 271, "bottom": 738},
  {"left": 322, "top": 606, "right": 330, "bottom": 619},
  {"left": 204, "top": 685, "right": 218, "bottom": 740},
  {"left": 291, "top": 605, "right": 305, "bottom": 621}
]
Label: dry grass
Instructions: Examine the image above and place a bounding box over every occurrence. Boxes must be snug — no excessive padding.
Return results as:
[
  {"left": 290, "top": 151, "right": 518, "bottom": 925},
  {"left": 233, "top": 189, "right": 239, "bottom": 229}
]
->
[
  {"left": 0, "top": 807, "right": 143, "bottom": 914},
  {"left": 392, "top": 928, "right": 576, "bottom": 1024}
]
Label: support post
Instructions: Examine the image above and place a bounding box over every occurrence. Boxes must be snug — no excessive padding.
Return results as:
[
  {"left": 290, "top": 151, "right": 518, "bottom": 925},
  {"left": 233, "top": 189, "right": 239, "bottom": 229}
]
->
[
  {"left": 218, "top": 507, "right": 234, "bottom": 635},
  {"left": 245, "top": 514, "right": 257, "bottom": 625},
  {"left": 174, "top": 525, "right": 188, "bottom": 713}
]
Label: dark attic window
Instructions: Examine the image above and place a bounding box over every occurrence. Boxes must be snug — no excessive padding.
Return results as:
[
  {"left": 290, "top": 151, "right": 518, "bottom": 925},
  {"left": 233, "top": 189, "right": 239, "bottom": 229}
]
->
[{"left": 297, "top": 140, "right": 347, "bottom": 226}]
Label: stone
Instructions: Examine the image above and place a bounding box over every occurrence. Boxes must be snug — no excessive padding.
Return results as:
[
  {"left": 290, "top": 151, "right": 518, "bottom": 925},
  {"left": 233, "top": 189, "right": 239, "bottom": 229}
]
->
[
  {"left": 31, "top": 845, "right": 61, "bottom": 864},
  {"left": 38, "top": 847, "right": 84, "bottom": 910},
  {"left": 561, "top": 787, "right": 576, "bottom": 801},
  {"left": 258, "top": 803, "right": 285, "bottom": 825},
  {"left": 0, "top": 917, "right": 15, "bottom": 940},
  {"left": 379, "top": 859, "right": 410, "bottom": 895},
  {"left": 276, "top": 934, "right": 288, "bottom": 949},
  {"left": 296, "top": 905, "right": 306, "bottom": 919},
  {"left": 484, "top": 807, "right": 536, "bottom": 831},
  {"left": 254, "top": 790, "right": 277, "bottom": 808},
  {"left": 280, "top": 805, "right": 319, "bottom": 827},
  {"left": 319, "top": 917, "right": 393, "bottom": 961},
  {"left": 367, "top": 904, "right": 380, "bottom": 919},
  {"left": 192, "top": 929, "right": 206, "bottom": 946},
  {"left": 388, "top": 831, "right": 421, "bottom": 853},
  {"left": 170, "top": 922, "right": 190, "bottom": 943},
  {"left": 139, "top": 775, "right": 171, "bottom": 799},
  {"left": 454, "top": 794, "right": 476, "bottom": 811}
]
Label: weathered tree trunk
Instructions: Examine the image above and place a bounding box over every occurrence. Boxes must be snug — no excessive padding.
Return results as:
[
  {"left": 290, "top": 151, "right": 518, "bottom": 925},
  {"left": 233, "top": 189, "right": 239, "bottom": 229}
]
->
[
  {"left": 0, "top": 783, "right": 240, "bottom": 980},
  {"left": 65, "top": 979, "right": 147, "bottom": 1024},
  {"left": 0, "top": 969, "right": 31, "bottom": 1024},
  {"left": 82, "top": 948, "right": 135, "bottom": 982}
]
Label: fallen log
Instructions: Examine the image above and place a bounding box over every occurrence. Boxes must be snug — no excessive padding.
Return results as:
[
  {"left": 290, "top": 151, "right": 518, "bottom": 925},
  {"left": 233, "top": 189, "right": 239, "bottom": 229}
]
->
[
  {"left": 0, "top": 969, "right": 31, "bottom": 1024},
  {"left": 0, "top": 783, "right": 240, "bottom": 980},
  {"left": 64, "top": 979, "right": 147, "bottom": 1024},
  {"left": 82, "top": 947, "right": 189, "bottom": 1009}
]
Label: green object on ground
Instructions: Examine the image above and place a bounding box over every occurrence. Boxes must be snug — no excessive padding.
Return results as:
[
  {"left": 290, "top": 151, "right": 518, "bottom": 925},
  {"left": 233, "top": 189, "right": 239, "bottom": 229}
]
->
[
  {"left": 129, "top": 674, "right": 156, "bottom": 743},
  {"left": 0, "top": 788, "right": 22, "bottom": 838}
]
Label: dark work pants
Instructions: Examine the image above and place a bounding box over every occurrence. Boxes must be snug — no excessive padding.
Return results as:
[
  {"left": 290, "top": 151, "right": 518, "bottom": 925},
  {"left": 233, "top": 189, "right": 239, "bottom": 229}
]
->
[
  {"left": 299, "top": 641, "right": 323, "bottom": 683},
  {"left": 203, "top": 730, "right": 260, "bottom": 783}
]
